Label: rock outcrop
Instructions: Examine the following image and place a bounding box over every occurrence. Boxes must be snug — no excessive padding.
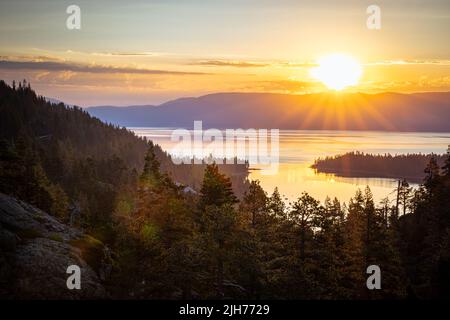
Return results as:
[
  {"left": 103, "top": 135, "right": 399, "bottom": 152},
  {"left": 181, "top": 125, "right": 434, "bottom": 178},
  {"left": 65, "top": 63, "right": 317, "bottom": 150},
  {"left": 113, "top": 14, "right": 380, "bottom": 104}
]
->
[{"left": 0, "top": 193, "right": 107, "bottom": 299}]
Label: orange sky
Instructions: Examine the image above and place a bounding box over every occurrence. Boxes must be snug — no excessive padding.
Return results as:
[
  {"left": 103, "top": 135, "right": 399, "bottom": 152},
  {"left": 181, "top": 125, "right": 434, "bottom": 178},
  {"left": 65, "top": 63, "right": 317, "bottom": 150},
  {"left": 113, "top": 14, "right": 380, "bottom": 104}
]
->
[{"left": 1, "top": 0, "right": 449, "bottom": 106}]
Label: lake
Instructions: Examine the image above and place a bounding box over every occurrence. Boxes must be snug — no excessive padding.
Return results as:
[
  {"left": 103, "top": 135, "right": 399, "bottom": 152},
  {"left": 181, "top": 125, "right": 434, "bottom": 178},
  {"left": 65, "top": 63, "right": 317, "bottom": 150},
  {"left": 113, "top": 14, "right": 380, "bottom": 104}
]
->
[{"left": 130, "top": 128, "right": 450, "bottom": 205}]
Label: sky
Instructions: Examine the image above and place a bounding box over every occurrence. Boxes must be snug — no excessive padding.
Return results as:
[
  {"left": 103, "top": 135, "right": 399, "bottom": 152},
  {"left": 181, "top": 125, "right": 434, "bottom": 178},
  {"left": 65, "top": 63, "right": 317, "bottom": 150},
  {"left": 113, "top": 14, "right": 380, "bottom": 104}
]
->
[{"left": 0, "top": 0, "right": 449, "bottom": 106}]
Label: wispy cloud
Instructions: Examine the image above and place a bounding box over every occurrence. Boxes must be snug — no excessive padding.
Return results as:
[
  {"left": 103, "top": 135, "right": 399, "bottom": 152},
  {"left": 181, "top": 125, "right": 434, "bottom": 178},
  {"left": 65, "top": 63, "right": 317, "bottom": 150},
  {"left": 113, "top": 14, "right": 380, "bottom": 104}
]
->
[
  {"left": 276, "top": 62, "right": 319, "bottom": 68},
  {"left": 366, "top": 59, "right": 450, "bottom": 66},
  {"left": 192, "top": 60, "right": 270, "bottom": 68},
  {"left": 0, "top": 60, "right": 210, "bottom": 75},
  {"left": 362, "top": 76, "right": 450, "bottom": 92},
  {"left": 91, "top": 51, "right": 159, "bottom": 57},
  {"left": 190, "top": 59, "right": 320, "bottom": 68},
  {"left": 239, "top": 79, "right": 324, "bottom": 92},
  {"left": 0, "top": 55, "right": 64, "bottom": 62}
]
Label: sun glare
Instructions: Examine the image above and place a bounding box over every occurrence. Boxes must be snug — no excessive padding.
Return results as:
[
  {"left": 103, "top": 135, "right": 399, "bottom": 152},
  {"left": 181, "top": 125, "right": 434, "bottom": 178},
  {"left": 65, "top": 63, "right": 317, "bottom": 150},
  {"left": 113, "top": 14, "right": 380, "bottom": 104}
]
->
[{"left": 310, "top": 53, "right": 362, "bottom": 91}]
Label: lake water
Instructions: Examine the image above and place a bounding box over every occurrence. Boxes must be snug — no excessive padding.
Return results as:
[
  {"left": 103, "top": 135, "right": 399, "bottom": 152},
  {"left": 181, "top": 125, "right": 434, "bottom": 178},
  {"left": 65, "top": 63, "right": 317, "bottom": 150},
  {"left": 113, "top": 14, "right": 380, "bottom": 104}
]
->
[{"left": 131, "top": 128, "right": 450, "bottom": 205}]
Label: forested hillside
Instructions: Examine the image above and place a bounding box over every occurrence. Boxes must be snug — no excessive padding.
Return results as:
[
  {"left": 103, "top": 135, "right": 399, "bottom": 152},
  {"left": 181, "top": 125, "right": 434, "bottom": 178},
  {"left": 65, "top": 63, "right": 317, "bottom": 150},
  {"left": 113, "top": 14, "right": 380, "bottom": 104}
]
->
[
  {"left": 1, "top": 81, "right": 449, "bottom": 299},
  {"left": 312, "top": 152, "right": 447, "bottom": 182},
  {"left": 109, "top": 144, "right": 450, "bottom": 299},
  {"left": 0, "top": 81, "right": 248, "bottom": 240}
]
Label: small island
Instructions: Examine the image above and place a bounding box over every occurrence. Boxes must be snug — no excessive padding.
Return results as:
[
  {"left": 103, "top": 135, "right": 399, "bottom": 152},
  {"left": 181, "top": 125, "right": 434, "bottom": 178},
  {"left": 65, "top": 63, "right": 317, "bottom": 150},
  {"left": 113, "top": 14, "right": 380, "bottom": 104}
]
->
[{"left": 311, "top": 151, "right": 447, "bottom": 182}]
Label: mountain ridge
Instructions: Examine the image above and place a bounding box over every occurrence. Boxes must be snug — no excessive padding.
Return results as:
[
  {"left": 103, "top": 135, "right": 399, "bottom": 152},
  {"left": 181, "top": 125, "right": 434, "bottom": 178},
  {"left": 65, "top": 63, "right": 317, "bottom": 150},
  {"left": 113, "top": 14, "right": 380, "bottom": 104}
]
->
[{"left": 86, "top": 91, "right": 450, "bottom": 131}]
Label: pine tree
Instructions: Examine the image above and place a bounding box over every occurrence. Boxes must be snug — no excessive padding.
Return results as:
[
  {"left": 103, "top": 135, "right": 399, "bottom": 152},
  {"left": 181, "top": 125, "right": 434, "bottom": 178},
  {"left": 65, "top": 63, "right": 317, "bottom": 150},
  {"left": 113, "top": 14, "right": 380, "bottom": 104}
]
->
[
  {"left": 424, "top": 156, "right": 440, "bottom": 196},
  {"left": 442, "top": 145, "right": 450, "bottom": 177},
  {"left": 290, "top": 192, "right": 320, "bottom": 261},
  {"left": 199, "top": 163, "right": 237, "bottom": 209},
  {"left": 141, "top": 141, "right": 162, "bottom": 185},
  {"left": 398, "top": 179, "right": 412, "bottom": 216},
  {"left": 197, "top": 163, "right": 239, "bottom": 298},
  {"left": 268, "top": 187, "right": 286, "bottom": 219},
  {"left": 49, "top": 184, "right": 69, "bottom": 220},
  {"left": 311, "top": 196, "right": 343, "bottom": 298},
  {"left": 340, "top": 190, "right": 366, "bottom": 298},
  {"left": 240, "top": 180, "right": 267, "bottom": 227}
]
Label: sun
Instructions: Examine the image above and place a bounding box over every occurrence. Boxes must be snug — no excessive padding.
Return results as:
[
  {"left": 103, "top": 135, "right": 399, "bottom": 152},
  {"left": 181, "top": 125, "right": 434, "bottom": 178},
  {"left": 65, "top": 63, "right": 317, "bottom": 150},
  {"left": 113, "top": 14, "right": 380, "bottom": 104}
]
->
[{"left": 310, "top": 53, "right": 362, "bottom": 91}]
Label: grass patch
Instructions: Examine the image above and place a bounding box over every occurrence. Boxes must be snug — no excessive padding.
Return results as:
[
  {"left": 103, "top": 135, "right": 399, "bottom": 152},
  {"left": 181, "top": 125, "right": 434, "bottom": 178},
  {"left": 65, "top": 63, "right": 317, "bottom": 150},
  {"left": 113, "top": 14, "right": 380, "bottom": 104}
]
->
[
  {"left": 70, "top": 234, "right": 104, "bottom": 272},
  {"left": 141, "top": 223, "right": 159, "bottom": 244},
  {"left": 115, "top": 199, "right": 134, "bottom": 216},
  {"left": 48, "top": 233, "right": 64, "bottom": 242}
]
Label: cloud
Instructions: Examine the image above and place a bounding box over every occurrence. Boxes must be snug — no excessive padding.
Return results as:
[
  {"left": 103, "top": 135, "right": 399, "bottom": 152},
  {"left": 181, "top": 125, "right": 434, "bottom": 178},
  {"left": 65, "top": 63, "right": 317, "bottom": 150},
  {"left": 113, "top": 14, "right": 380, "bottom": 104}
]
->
[
  {"left": 190, "top": 60, "right": 319, "bottom": 68},
  {"left": 276, "top": 62, "right": 319, "bottom": 68},
  {"left": 0, "top": 55, "right": 64, "bottom": 62},
  {"left": 192, "top": 60, "right": 270, "bottom": 68},
  {"left": 366, "top": 59, "right": 450, "bottom": 66},
  {"left": 239, "top": 79, "right": 324, "bottom": 92},
  {"left": 0, "top": 60, "right": 209, "bottom": 75},
  {"left": 91, "top": 52, "right": 158, "bottom": 57},
  {"left": 363, "top": 76, "right": 450, "bottom": 92}
]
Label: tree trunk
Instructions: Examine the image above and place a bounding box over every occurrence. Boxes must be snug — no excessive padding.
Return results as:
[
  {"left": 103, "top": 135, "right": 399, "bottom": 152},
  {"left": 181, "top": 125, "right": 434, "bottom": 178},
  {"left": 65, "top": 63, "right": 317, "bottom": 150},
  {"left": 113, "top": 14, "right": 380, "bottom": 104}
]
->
[
  {"left": 217, "top": 257, "right": 224, "bottom": 298},
  {"left": 395, "top": 180, "right": 401, "bottom": 217},
  {"left": 300, "top": 228, "right": 306, "bottom": 261}
]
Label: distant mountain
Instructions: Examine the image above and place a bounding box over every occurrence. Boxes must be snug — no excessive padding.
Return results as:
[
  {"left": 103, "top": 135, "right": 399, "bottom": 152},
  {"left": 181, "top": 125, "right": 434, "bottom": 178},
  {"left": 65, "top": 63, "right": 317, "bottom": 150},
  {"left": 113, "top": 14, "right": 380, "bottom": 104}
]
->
[{"left": 87, "top": 91, "right": 450, "bottom": 131}]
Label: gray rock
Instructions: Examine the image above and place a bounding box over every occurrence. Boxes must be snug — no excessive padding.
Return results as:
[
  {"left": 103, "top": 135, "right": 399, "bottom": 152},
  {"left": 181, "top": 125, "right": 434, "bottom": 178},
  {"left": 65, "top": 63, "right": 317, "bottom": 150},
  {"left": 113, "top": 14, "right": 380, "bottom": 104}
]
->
[{"left": 0, "top": 193, "right": 107, "bottom": 299}]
